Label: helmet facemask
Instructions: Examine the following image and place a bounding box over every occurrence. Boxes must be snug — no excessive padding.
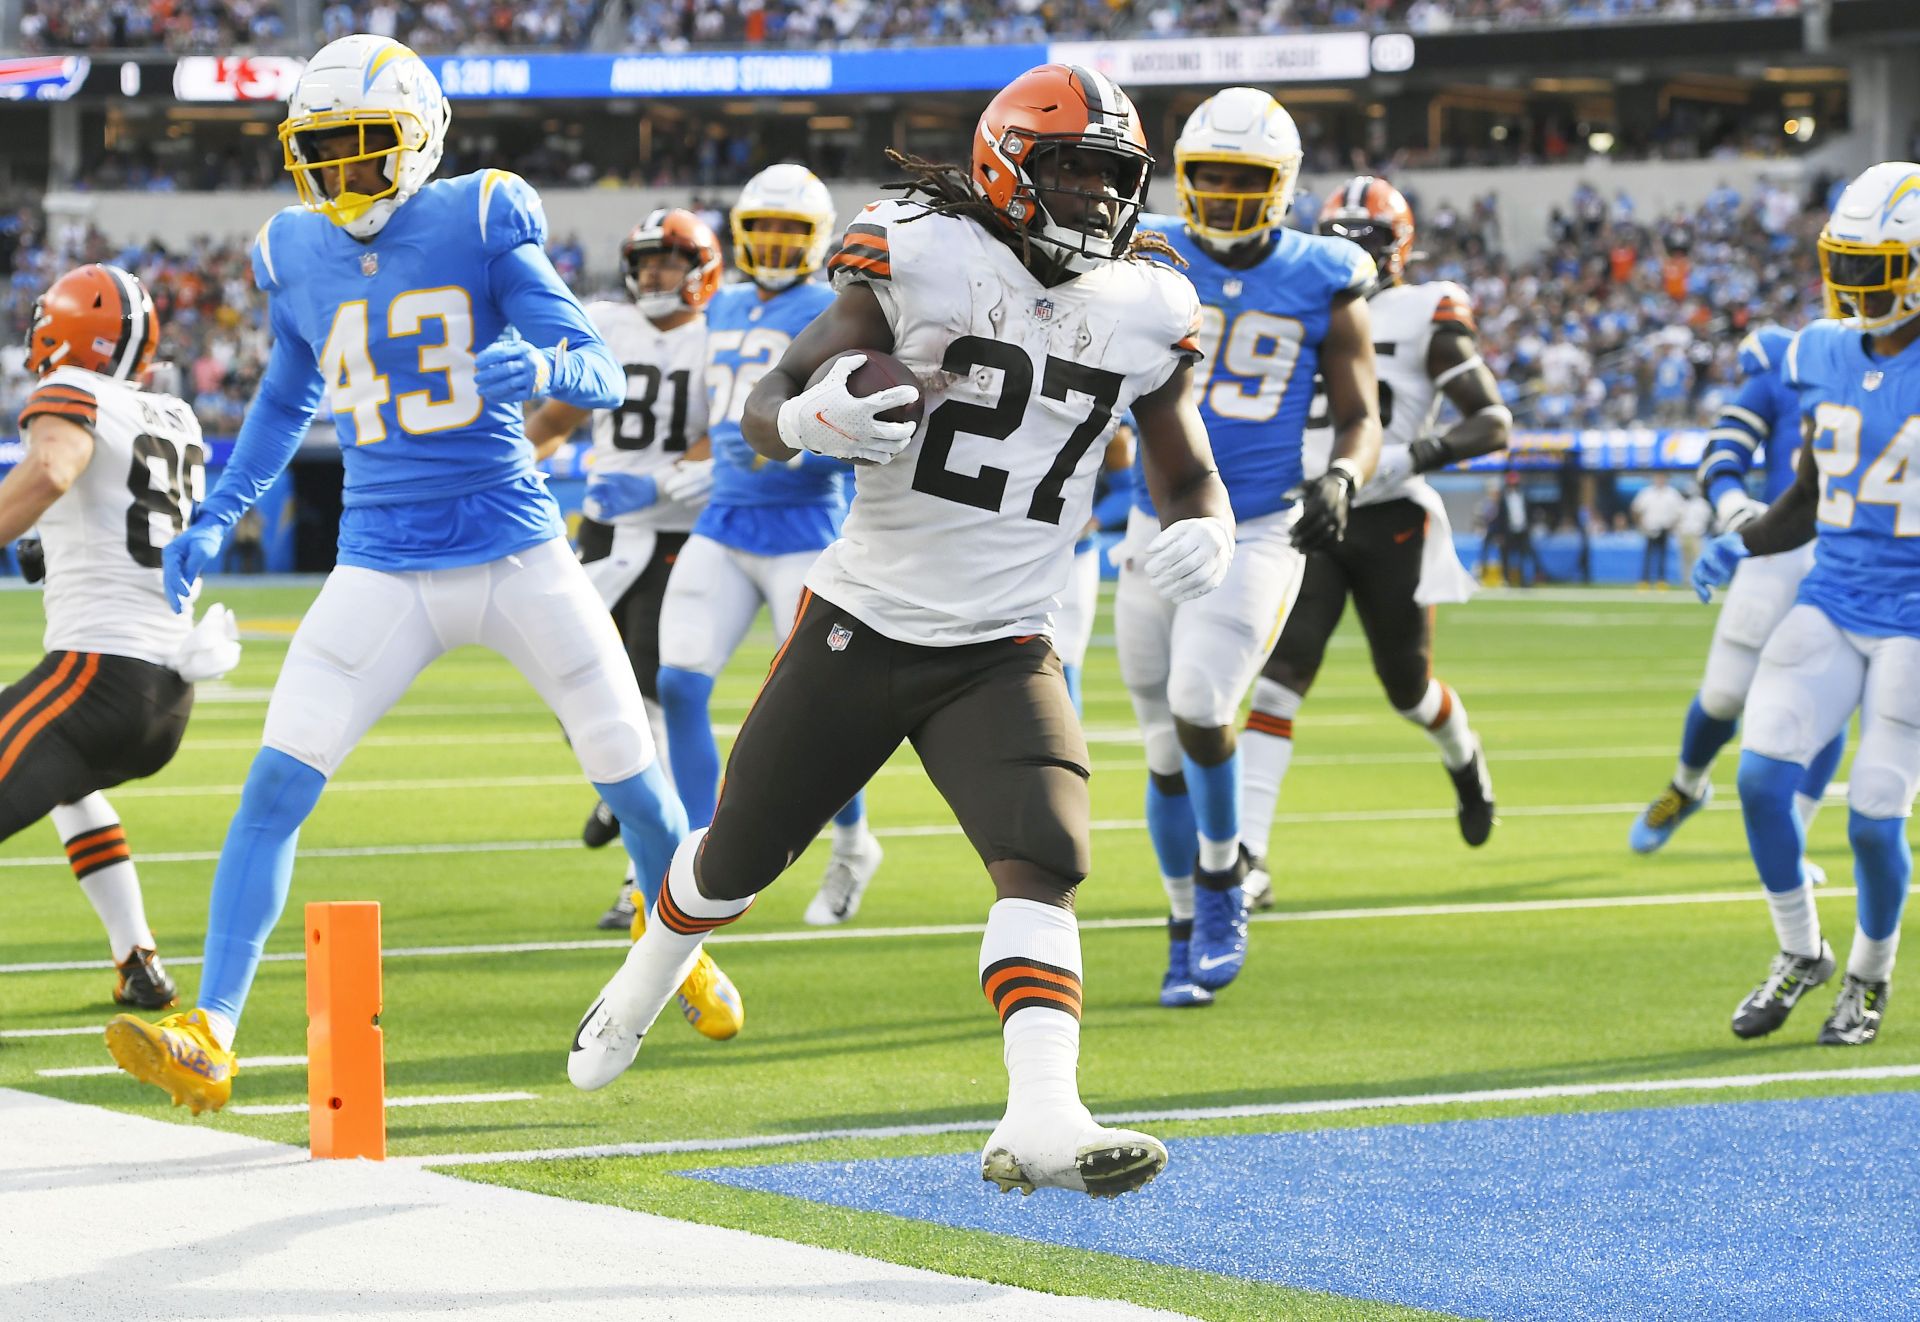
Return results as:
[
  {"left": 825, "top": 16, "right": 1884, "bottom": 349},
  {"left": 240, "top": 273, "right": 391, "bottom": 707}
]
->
[
  {"left": 624, "top": 245, "right": 699, "bottom": 319},
  {"left": 732, "top": 214, "right": 824, "bottom": 291},
  {"left": 1010, "top": 139, "right": 1151, "bottom": 274},
  {"left": 282, "top": 115, "right": 424, "bottom": 233},
  {"left": 1819, "top": 232, "right": 1920, "bottom": 333},
  {"left": 1177, "top": 156, "right": 1294, "bottom": 250}
]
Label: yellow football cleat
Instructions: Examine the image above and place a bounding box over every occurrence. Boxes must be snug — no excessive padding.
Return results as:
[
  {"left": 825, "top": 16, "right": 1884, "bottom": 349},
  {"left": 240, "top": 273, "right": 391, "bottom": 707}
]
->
[
  {"left": 104, "top": 1008, "right": 237, "bottom": 1115},
  {"left": 632, "top": 898, "right": 744, "bottom": 1041}
]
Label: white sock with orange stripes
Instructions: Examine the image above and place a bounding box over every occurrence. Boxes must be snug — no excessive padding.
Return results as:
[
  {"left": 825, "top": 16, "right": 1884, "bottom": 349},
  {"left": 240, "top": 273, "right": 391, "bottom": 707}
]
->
[
  {"left": 51, "top": 792, "right": 153, "bottom": 963},
  {"left": 1239, "top": 679, "right": 1302, "bottom": 863},
  {"left": 1399, "top": 679, "right": 1476, "bottom": 771},
  {"left": 604, "top": 829, "right": 749, "bottom": 1031},
  {"left": 980, "top": 899, "right": 1087, "bottom": 1121}
]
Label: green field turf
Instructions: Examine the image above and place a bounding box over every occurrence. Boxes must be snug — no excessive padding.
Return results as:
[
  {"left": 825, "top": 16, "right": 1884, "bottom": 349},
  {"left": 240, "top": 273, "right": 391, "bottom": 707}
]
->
[{"left": 2, "top": 581, "right": 1913, "bottom": 1321}]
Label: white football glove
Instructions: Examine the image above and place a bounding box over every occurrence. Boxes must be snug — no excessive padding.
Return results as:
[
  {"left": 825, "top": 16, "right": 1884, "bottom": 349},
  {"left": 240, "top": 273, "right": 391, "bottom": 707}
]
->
[
  {"left": 1715, "top": 488, "right": 1767, "bottom": 533},
  {"left": 775, "top": 354, "right": 919, "bottom": 465},
  {"left": 169, "top": 602, "right": 242, "bottom": 683},
  {"left": 659, "top": 458, "right": 714, "bottom": 505},
  {"left": 1144, "top": 516, "right": 1234, "bottom": 604},
  {"left": 1368, "top": 447, "right": 1414, "bottom": 491}
]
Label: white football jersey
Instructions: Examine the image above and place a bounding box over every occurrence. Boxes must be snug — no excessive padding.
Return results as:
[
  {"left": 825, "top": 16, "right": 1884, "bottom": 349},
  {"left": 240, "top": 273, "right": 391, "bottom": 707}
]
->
[
  {"left": 811, "top": 199, "right": 1204, "bottom": 646},
  {"left": 20, "top": 366, "right": 204, "bottom": 665},
  {"left": 583, "top": 300, "right": 710, "bottom": 532},
  {"left": 1304, "top": 279, "right": 1475, "bottom": 507}
]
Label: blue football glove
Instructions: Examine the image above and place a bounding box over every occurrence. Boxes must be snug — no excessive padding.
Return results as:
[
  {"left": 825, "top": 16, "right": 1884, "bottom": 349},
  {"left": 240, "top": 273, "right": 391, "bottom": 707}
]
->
[
  {"left": 162, "top": 520, "right": 226, "bottom": 614},
  {"left": 582, "top": 473, "right": 658, "bottom": 522},
  {"left": 1692, "top": 530, "right": 1750, "bottom": 603},
  {"left": 473, "top": 334, "right": 559, "bottom": 403}
]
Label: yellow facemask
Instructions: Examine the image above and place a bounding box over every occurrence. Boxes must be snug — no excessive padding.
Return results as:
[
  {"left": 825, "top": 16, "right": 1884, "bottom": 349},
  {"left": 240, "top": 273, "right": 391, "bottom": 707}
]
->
[
  {"left": 1174, "top": 153, "right": 1291, "bottom": 247},
  {"left": 730, "top": 211, "right": 822, "bottom": 286},
  {"left": 280, "top": 109, "right": 423, "bottom": 229}
]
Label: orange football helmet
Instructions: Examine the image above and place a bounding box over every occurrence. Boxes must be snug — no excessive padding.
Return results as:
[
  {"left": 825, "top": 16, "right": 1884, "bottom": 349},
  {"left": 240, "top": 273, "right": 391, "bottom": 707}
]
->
[
  {"left": 621, "top": 208, "right": 723, "bottom": 318},
  {"left": 1317, "top": 176, "right": 1417, "bottom": 282},
  {"left": 25, "top": 264, "right": 160, "bottom": 381},
  {"left": 972, "top": 63, "right": 1153, "bottom": 273}
]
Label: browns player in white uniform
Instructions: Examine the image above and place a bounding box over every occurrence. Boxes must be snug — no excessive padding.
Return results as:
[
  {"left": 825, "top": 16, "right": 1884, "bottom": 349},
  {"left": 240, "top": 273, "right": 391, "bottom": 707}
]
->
[
  {"left": 1242, "top": 178, "right": 1513, "bottom": 903},
  {"left": 0, "top": 264, "right": 236, "bottom": 1009},
  {"left": 566, "top": 64, "right": 1236, "bottom": 1198},
  {"left": 529, "top": 209, "right": 721, "bottom": 929}
]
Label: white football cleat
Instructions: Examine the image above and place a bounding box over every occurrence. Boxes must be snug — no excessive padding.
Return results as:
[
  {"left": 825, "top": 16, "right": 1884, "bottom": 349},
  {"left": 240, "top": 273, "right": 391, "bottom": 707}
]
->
[
  {"left": 981, "top": 1107, "right": 1168, "bottom": 1199},
  {"left": 804, "top": 833, "right": 883, "bottom": 926},
  {"left": 567, "top": 992, "right": 643, "bottom": 1091}
]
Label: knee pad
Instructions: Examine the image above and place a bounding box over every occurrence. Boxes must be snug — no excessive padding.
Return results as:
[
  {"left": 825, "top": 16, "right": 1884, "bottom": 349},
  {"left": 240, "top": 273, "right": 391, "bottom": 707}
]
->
[
  {"left": 1737, "top": 750, "right": 1802, "bottom": 817},
  {"left": 571, "top": 715, "right": 652, "bottom": 785},
  {"left": 1698, "top": 638, "right": 1761, "bottom": 721},
  {"left": 238, "top": 747, "right": 328, "bottom": 833},
  {"left": 261, "top": 665, "right": 357, "bottom": 778},
  {"left": 1166, "top": 665, "right": 1237, "bottom": 730},
  {"left": 1849, "top": 763, "right": 1919, "bottom": 821}
]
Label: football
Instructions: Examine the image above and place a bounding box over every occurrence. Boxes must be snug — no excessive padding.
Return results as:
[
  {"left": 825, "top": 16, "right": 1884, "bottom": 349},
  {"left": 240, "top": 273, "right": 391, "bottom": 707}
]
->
[{"left": 807, "top": 348, "right": 925, "bottom": 427}]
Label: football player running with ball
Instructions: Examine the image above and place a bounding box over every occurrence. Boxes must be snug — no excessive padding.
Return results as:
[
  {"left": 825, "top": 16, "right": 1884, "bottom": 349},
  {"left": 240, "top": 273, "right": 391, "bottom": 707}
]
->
[
  {"left": 569, "top": 64, "right": 1232, "bottom": 1198},
  {"left": 1696, "top": 161, "right": 1920, "bottom": 1047},
  {"left": 104, "top": 36, "right": 689, "bottom": 1114},
  {"left": 0, "top": 264, "right": 241, "bottom": 1011},
  {"left": 1241, "top": 177, "right": 1508, "bottom": 910},
  {"left": 1120, "top": 91, "right": 1382, "bottom": 1006},
  {"left": 1629, "top": 323, "right": 1843, "bottom": 865}
]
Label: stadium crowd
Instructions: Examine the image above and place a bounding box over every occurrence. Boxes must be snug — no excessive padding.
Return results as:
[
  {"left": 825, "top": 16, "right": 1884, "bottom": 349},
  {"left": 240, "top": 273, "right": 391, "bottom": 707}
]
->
[
  {"left": 17, "top": 0, "right": 1804, "bottom": 52},
  {"left": 0, "top": 170, "right": 1832, "bottom": 442}
]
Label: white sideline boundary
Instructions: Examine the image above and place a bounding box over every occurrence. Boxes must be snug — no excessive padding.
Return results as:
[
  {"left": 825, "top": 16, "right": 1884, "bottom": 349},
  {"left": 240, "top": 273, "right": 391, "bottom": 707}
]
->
[
  {"left": 397, "top": 1063, "right": 1920, "bottom": 1168},
  {"left": 0, "top": 1089, "right": 1184, "bottom": 1322},
  {"left": 0, "top": 885, "right": 1853, "bottom": 977}
]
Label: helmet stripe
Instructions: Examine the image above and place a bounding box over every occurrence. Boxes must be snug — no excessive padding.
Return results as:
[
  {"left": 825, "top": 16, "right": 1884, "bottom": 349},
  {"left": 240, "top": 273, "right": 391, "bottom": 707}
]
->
[
  {"left": 102, "top": 265, "right": 142, "bottom": 380},
  {"left": 1066, "top": 64, "right": 1115, "bottom": 125}
]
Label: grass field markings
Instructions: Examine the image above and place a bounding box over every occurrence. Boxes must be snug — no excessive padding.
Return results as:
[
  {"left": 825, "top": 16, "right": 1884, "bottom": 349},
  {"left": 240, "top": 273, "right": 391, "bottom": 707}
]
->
[
  {"left": 0, "top": 1025, "right": 102, "bottom": 1038},
  {"left": 226, "top": 1090, "right": 539, "bottom": 1117},
  {"left": 397, "top": 1063, "right": 1920, "bottom": 1168},
  {"left": 89, "top": 747, "right": 1691, "bottom": 801},
  {"left": 36, "top": 1053, "right": 307, "bottom": 1078},
  {"left": 0, "top": 886, "right": 1861, "bottom": 977}
]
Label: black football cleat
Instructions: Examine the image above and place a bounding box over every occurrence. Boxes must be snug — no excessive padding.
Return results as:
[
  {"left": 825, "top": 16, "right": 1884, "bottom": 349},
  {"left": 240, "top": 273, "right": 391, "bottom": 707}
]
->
[
  {"left": 582, "top": 800, "right": 620, "bottom": 849},
  {"left": 1818, "top": 974, "right": 1890, "bottom": 1046},
  {"left": 112, "top": 946, "right": 178, "bottom": 1010},
  {"left": 596, "top": 881, "right": 638, "bottom": 931},
  {"left": 1449, "top": 743, "right": 1496, "bottom": 847},
  {"left": 1732, "top": 942, "right": 1835, "bottom": 1039}
]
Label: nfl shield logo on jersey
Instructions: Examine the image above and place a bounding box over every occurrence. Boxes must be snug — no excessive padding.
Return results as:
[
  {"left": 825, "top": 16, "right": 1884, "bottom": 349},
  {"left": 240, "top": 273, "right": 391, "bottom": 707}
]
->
[
  {"left": 1222, "top": 278, "right": 1244, "bottom": 299},
  {"left": 1032, "top": 297, "right": 1055, "bottom": 323},
  {"left": 827, "top": 623, "right": 853, "bottom": 652},
  {"left": 1864, "top": 370, "right": 1884, "bottom": 391},
  {"left": 361, "top": 252, "right": 379, "bottom": 277}
]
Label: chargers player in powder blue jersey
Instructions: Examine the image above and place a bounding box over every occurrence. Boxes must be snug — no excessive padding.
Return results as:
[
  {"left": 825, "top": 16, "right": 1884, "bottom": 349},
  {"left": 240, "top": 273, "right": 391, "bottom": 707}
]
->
[
  {"left": 1696, "top": 162, "right": 1920, "bottom": 1048},
  {"left": 1630, "top": 325, "right": 1845, "bottom": 858},
  {"left": 103, "top": 36, "right": 695, "bottom": 1113},
  {"left": 1115, "top": 88, "right": 1381, "bottom": 1006},
  {"left": 645, "top": 164, "right": 884, "bottom": 928}
]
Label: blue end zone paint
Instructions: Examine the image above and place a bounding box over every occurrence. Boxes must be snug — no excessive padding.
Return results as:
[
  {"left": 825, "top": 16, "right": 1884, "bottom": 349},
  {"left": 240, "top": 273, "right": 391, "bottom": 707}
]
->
[{"left": 683, "top": 1092, "right": 1920, "bottom": 1321}]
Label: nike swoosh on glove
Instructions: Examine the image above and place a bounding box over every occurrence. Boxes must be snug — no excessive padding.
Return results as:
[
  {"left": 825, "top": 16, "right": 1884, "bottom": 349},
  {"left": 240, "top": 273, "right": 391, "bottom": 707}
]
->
[
  {"left": 162, "top": 520, "right": 226, "bottom": 614},
  {"left": 1289, "top": 469, "right": 1357, "bottom": 552},
  {"left": 474, "top": 334, "right": 557, "bottom": 403},
  {"left": 583, "top": 473, "right": 658, "bottom": 522},
  {"left": 1692, "top": 530, "right": 1749, "bottom": 603},
  {"left": 775, "top": 354, "right": 919, "bottom": 465},
  {"left": 1144, "top": 516, "right": 1234, "bottom": 604}
]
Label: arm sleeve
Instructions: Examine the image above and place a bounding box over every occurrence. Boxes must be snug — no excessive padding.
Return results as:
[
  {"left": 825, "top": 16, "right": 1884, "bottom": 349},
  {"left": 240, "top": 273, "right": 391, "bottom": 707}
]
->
[
  {"left": 196, "top": 296, "right": 322, "bottom": 532},
  {"left": 1695, "top": 374, "right": 1770, "bottom": 505},
  {"left": 488, "top": 242, "right": 623, "bottom": 412}
]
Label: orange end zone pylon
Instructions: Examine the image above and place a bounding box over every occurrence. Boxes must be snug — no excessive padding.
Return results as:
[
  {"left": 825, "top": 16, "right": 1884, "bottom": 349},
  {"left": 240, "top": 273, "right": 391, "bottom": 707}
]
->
[{"left": 305, "top": 901, "right": 386, "bottom": 1160}]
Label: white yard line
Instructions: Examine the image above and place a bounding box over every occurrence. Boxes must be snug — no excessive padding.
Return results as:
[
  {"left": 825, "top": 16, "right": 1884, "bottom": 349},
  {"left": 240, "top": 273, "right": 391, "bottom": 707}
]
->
[
  {"left": 225, "top": 1090, "right": 537, "bottom": 1117},
  {"left": 0, "top": 1025, "right": 101, "bottom": 1039},
  {"left": 398, "top": 1063, "right": 1920, "bottom": 1168},
  {"left": 37, "top": 1054, "right": 307, "bottom": 1078},
  {"left": 0, "top": 885, "right": 1855, "bottom": 977},
  {"left": 0, "top": 1089, "right": 1179, "bottom": 1322}
]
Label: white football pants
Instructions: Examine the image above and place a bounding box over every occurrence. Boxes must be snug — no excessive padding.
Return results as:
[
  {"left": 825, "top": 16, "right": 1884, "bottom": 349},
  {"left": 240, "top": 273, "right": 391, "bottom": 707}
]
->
[
  {"left": 262, "top": 536, "right": 655, "bottom": 783},
  {"left": 657, "top": 534, "right": 818, "bottom": 677},
  {"left": 1744, "top": 604, "right": 1920, "bottom": 820},
  {"left": 1697, "top": 541, "right": 1817, "bottom": 721},
  {"left": 1052, "top": 543, "right": 1102, "bottom": 672},
  {"left": 1115, "top": 506, "right": 1305, "bottom": 776}
]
